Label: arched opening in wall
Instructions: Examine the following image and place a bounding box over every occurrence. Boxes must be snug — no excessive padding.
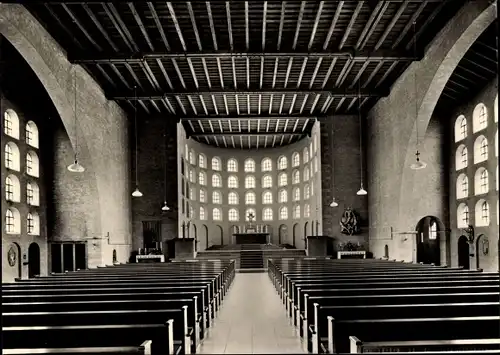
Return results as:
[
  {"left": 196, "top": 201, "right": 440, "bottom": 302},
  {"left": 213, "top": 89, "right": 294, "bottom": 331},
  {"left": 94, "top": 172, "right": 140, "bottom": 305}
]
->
[
  {"left": 186, "top": 222, "right": 191, "bottom": 239},
  {"left": 231, "top": 225, "right": 239, "bottom": 236},
  {"left": 309, "top": 221, "right": 314, "bottom": 236},
  {"left": 278, "top": 224, "right": 287, "bottom": 245},
  {"left": 316, "top": 221, "right": 320, "bottom": 235},
  {"left": 415, "top": 216, "right": 443, "bottom": 265},
  {"left": 304, "top": 222, "right": 309, "bottom": 241},
  {"left": 476, "top": 234, "right": 488, "bottom": 270},
  {"left": 181, "top": 222, "right": 186, "bottom": 238},
  {"left": 292, "top": 223, "right": 299, "bottom": 247},
  {"left": 192, "top": 224, "right": 198, "bottom": 252},
  {"left": 384, "top": 245, "right": 389, "bottom": 259},
  {"left": 28, "top": 242, "right": 40, "bottom": 278},
  {"left": 265, "top": 225, "right": 273, "bottom": 244},
  {"left": 458, "top": 235, "right": 470, "bottom": 270},
  {"left": 203, "top": 224, "right": 209, "bottom": 250},
  {"left": 112, "top": 249, "right": 117, "bottom": 264},
  {"left": 7, "top": 243, "right": 22, "bottom": 279},
  {"left": 217, "top": 225, "right": 224, "bottom": 245}
]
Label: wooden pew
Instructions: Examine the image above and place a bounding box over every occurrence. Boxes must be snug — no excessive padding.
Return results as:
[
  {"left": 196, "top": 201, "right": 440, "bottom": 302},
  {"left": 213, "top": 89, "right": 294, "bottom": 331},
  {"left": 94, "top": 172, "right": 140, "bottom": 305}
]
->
[
  {"left": 2, "top": 323, "right": 177, "bottom": 355},
  {"left": 323, "top": 316, "right": 500, "bottom": 353},
  {"left": 348, "top": 335, "right": 500, "bottom": 353}
]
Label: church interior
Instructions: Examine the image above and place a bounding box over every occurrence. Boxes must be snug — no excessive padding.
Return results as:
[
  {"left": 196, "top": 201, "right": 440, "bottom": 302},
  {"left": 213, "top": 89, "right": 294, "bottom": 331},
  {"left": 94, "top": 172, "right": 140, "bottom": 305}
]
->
[{"left": 1, "top": 1, "right": 499, "bottom": 354}]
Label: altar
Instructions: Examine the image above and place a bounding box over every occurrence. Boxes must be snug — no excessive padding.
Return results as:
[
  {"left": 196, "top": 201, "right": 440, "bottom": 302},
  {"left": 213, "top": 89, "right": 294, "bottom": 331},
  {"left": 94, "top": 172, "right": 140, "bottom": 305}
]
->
[{"left": 233, "top": 233, "right": 270, "bottom": 244}]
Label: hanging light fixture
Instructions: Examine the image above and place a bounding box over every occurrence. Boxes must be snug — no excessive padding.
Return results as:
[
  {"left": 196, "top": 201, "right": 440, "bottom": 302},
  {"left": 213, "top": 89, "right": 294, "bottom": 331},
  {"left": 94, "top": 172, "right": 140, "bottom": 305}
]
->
[
  {"left": 410, "top": 21, "right": 427, "bottom": 170},
  {"left": 132, "top": 86, "right": 143, "bottom": 197},
  {"left": 161, "top": 118, "right": 170, "bottom": 211},
  {"left": 67, "top": 67, "right": 85, "bottom": 173},
  {"left": 356, "top": 80, "right": 367, "bottom": 196},
  {"left": 329, "top": 114, "right": 338, "bottom": 207}
]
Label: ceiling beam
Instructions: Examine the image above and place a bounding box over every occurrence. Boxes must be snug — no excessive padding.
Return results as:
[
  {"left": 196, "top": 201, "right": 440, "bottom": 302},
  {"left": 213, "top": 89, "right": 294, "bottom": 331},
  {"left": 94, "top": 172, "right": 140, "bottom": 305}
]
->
[
  {"left": 182, "top": 115, "right": 317, "bottom": 121},
  {"left": 108, "top": 88, "right": 387, "bottom": 100},
  {"left": 69, "top": 49, "right": 419, "bottom": 63},
  {"left": 189, "top": 131, "right": 305, "bottom": 137}
]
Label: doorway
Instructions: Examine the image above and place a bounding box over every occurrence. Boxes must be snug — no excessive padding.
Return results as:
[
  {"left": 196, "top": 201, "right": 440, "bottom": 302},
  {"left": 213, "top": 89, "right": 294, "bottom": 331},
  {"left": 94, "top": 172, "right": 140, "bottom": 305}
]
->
[
  {"left": 278, "top": 224, "right": 287, "bottom": 245},
  {"left": 384, "top": 244, "right": 389, "bottom": 259},
  {"left": 415, "top": 216, "right": 442, "bottom": 265},
  {"left": 292, "top": 223, "right": 298, "bottom": 247},
  {"left": 458, "top": 235, "right": 470, "bottom": 269},
  {"left": 203, "top": 224, "right": 209, "bottom": 250},
  {"left": 28, "top": 242, "right": 40, "bottom": 278}
]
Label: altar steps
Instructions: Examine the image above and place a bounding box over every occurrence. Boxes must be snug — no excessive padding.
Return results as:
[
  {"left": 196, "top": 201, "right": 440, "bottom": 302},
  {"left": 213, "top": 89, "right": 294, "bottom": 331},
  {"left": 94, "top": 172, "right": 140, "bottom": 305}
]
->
[
  {"left": 240, "top": 250, "right": 264, "bottom": 269},
  {"left": 236, "top": 268, "right": 266, "bottom": 273}
]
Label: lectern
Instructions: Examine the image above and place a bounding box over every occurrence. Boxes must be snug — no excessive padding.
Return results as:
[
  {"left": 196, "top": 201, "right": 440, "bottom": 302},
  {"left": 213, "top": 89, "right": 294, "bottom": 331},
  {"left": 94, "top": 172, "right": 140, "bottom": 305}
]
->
[
  {"left": 169, "top": 237, "right": 195, "bottom": 259},
  {"left": 306, "top": 236, "right": 331, "bottom": 257}
]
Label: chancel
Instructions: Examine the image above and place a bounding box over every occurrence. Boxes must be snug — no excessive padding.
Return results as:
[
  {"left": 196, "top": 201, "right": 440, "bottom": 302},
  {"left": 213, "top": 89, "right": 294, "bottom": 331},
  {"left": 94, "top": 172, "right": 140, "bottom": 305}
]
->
[{"left": 1, "top": 1, "right": 499, "bottom": 354}]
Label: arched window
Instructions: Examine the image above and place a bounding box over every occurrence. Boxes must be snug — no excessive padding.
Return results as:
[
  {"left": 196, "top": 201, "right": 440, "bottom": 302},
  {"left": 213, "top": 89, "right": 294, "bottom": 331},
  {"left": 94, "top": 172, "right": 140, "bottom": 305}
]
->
[
  {"left": 314, "top": 135, "right": 318, "bottom": 153},
  {"left": 303, "top": 147, "right": 309, "bottom": 163},
  {"left": 311, "top": 180, "right": 315, "bottom": 196},
  {"left": 279, "top": 189, "right": 288, "bottom": 203},
  {"left": 495, "top": 130, "right": 498, "bottom": 158},
  {"left": 279, "top": 206, "right": 288, "bottom": 220},
  {"left": 304, "top": 184, "right": 310, "bottom": 199},
  {"left": 303, "top": 167, "right": 310, "bottom": 181},
  {"left": 212, "top": 173, "right": 222, "bottom": 187},
  {"left": 189, "top": 206, "right": 194, "bottom": 219},
  {"left": 189, "top": 187, "right": 195, "bottom": 200},
  {"left": 293, "top": 187, "right": 300, "bottom": 201},
  {"left": 304, "top": 204, "right": 310, "bottom": 218},
  {"left": 455, "top": 145, "right": 468, "bottom": 170},
  {"left": 474, "top": 168, "right": 489, "bottom": 195},
  {"left": 261, "top": 158, "right": 272, "bottom": 172},
  {"left": 26, "top": 151, "right": 40, "bottom": 177},
  {"left": 212, "top": 208, "right": 222, "bottom": 221},
  {"left": 212, "top": 157, "right": 221, "bottom": 171},
  {"left": 199, "top": 206, "right": 206, "bottom": 220},
  {"left": 293, "top": 205, "right": 301, "bottom": 219},
  {"left": 244, "top": 159, "right": 256, "bottom": 172},
  {"left": 5, "top": 142, "right": 20, "bottom": 171},
  {"left": 473, "top": 135, "right": 488, "bottom": 164},
  {"left": 292, "top": 152, "right": 300, "bottom": 167},
  {"left": 262, "top": 191, "right": 273, "bottom": 204},
  {"left": 497, "top": 165, "right": 499, "bottom": 191},
  {"left": 475, "top": 200, "right": 489, "bottom": 227},
  {"left": 245, "top": 175, "right": 256, "bottom": 189},
  {"left": 228, "top": 175, "right": 238, "bottom": 188},
  {"left": 457, "top": 203, "right": 469, "bottom": 228},
  {"left": 309, "top": 142, "right": 313, "bottom": 157},
  {"left": 184, "top": 144, "right": 189, "bottom": 157},
  {"left": 199, "top": 188, "right": 206, "bottom": 203},
  {"left": 5, "top": 175, "right": 20, "bottom": 202},
  {"left": 245, "top": 192, "right": 256, "bottom": 205},
  {"left": 262, "top": 175, "right": 272, "bottom": 188},
  {"left": 227, "top": 158, "right": 238, "bottom": 172},
  {"left": 27, "top": 213, "right": 40, "bottom": 235},
  {"left": 25, "top": 121, "right": 39, "bottom": 148},
  {"left": 454, "top": 115, "right": 467, "bottom": 142},
  {"left": 228, "top": 192, "right": 238, "bottom": 205},
  {"left": 278, "top": 172, "right": 288, "bottom": 187},
  {"left": 198, "top": 171, "right": 206, "bottom": 185},
  {"left": 313, "top": 156, "right": 318, "bottom": 173},
  {"left": 429, "top": 220, "right": 437, "bottom": 240},
  {"left": 189, "top": 169, "right": 195, "bottom": 183},
  {"left": 292, "top": 170, "right": 300, "bottom": 184},
  {"left": 5, "top": 207, "right": 20, "bottom": 234},
  {"left": 245, "top": 208, "right": 256, "bottom": 221},
  {"left": 212, "top": 191, "right": 222, "bottom": 204},
  {"left": 278, "top": 156, "right": 287, "bottom": 170},
  {"left": 199, "top": 154, "right": 206, "bottom": 168},
  {"left": 189, "top": 150, "right": 195, "bottom": 165},
  {"left": 472, "top": 103, "right": 488, "bottom": 133},
  {"left": 263, "top": 208, "right": 273, "bottom": 221},
  {"left": 228, "top": 208, "right": 239, "bottom": 221},
  {"left": 4, "top": 109, "right": 20, "bottom": 139},
  {"left": 456, "top": 174, "right": 468, "bottom": 199}
]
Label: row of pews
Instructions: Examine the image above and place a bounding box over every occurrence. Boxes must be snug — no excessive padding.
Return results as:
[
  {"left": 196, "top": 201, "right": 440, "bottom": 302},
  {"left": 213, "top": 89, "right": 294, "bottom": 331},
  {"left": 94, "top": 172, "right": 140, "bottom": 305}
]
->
[
  {"left": 268, "top": 258, "right": 500, "bottom": 354},
  {"left": 2, "top": 260, "right": 235, "bottom": 355}
]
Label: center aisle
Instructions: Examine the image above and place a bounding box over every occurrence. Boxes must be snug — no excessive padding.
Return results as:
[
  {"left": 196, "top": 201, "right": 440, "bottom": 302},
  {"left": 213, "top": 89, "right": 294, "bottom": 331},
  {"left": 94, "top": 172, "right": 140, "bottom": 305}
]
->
[{"left": 198, "top": 272, "right": 306, "bottom": 354}]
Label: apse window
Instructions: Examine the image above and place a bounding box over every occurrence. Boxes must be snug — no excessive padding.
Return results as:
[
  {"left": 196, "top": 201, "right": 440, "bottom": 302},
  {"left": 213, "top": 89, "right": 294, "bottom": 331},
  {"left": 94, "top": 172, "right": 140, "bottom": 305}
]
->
[
  {"left": 4, "top": 109, "right": 20, "bottom": 139},
  {"left": 244, "top": 159, "right": 255, "bottom": 172},
  {"left": 227, "top": 158, "right": 238, "bottom": 172},
  {"left": 25, "top": 121, "right": 39, "bottom": 148},
  {"left": 455, "top": 145, "right": 467, "bottom": 170},
  {"left": 454, "top": 115, "right": 467, "bottom": 142},
  {"left": 212, "top": 208, "right": 222, "bottom": 221},
  {"left": 262, "top": 208, "right": 273, "bottom": 221},
  {"left": 245, "top": 175, "right": 256, "bottom": 189},
  {"left": 472, "top": 103, "right": 488, "bottom": 133},
  {"left": 292, "top": 152, "right": 300, "bottom": 167}
]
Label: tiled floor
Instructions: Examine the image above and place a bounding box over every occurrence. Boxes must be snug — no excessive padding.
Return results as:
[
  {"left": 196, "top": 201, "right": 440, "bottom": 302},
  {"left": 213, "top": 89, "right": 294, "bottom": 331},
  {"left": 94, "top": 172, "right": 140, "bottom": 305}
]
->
[{"left": 198, "top": 272, "right": 306, "bottom": 354}]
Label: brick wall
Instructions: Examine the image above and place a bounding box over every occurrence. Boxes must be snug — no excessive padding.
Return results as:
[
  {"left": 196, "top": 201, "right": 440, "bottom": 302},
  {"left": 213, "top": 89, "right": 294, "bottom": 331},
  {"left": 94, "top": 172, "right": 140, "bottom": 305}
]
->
[
  {"left": 448, "top": 79, "right": 498, "bottom": 272},
  {"left": 366, "top": 0, "right": 496, "bottom": 262},
  {"left": 320, "top": 116, "right": 369, "bottom": 253},
  {"left": 0, "top": 5, "right": 133, "bottom": 271}
]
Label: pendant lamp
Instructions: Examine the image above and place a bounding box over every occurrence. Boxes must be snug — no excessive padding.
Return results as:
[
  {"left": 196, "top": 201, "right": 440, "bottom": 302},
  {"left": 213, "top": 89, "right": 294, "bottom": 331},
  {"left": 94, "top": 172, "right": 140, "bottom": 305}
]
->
[
  {"left": 132, "top": 86, "right": 143, "bottom": 197},
  {"left": 356, "top": 81, "right": 367, "bottom": 196},
  {"left": 329, "top": 114, "right": 338, "bottom": 207},
  {"left": 67, "top": 68, "right": 85, "bottom": 173},
  {"left": 161, "top": 118, "right": 170, "bottom": 211},
  {"left": 410, "top": 21, "right": 427, "bottom": 170}
]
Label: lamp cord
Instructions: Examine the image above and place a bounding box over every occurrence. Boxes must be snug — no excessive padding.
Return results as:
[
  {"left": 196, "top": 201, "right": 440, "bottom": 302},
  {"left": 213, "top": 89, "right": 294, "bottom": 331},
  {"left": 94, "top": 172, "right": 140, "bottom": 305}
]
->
[
  {"left": 358, "top": 79, "right": 363, "bottom": 185},
  {"left": 330, "top": 115, "right": 335, "bottom": 192},
  {"left": 134, "top": 86, "right": 138, "bottom": 186},
  {"left": 413, "top": 21, "right": 419, "bottom": 152},
  {"left": 164, "top": 118, "right": 167, "bottom": 202},
  {"left": 74, "top": 68, "right": 78, "bottom": 161}
]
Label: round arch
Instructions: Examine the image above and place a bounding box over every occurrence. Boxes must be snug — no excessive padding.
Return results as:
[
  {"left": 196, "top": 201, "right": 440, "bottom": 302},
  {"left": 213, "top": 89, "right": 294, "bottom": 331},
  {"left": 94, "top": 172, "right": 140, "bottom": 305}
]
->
[{"left": 415, "top": 216, "right": 444, "bottom": 265}]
